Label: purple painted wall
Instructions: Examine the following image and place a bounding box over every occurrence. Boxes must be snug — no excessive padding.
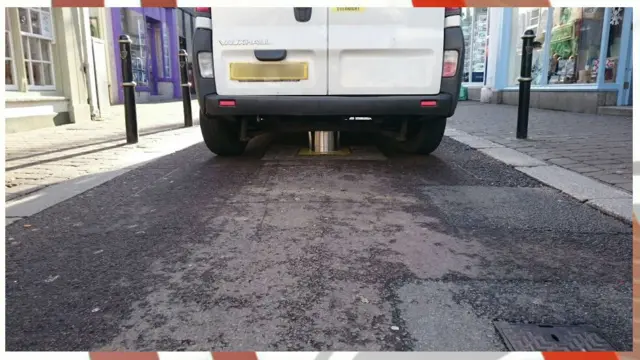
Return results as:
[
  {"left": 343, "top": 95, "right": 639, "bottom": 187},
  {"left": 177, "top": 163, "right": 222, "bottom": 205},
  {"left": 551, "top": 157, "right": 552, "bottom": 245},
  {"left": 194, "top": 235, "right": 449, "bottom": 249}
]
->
[{"left": 111, "top": 8, "right": 179, "bottom": 103}]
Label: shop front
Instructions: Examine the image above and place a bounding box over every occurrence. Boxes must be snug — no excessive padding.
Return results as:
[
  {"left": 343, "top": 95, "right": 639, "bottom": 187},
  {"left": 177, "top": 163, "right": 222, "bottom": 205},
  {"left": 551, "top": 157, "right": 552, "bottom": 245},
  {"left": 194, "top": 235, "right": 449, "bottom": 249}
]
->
[
  {"left": 110, "top": 8, "right": 179, "bottom": 103},
  {"left": 460, "top": 7, "right": 490, "bottom": 100},
  {"left": 488, "top": 7, "right": 633, "bottom": 113}
]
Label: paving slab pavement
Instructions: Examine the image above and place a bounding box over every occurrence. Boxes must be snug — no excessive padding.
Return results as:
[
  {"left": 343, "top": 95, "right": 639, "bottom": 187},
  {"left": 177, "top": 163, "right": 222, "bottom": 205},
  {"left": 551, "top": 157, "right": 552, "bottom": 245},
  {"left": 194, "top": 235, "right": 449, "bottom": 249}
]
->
[
  {"left": 5, "top": 100, "right": 201, "bottom": 222},
  {"left": 449, "top": 102, "right": 632, "bottom": 193},
  {"left": 448, "top": 102, "right": 632, "bottom": 223}
]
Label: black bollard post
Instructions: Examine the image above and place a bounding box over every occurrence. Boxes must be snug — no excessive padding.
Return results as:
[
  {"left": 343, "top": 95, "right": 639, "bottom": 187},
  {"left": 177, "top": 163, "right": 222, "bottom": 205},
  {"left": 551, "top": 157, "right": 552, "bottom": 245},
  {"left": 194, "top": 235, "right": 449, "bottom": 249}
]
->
[
  {"left": 516, "top": 29, "right": 536, "bottom": 139},
  {"left": 179, "top": 49, "right": 193, "bottom": 127},
  {"left": 119, "top": 35, "right": 138, "bottom": 144}
]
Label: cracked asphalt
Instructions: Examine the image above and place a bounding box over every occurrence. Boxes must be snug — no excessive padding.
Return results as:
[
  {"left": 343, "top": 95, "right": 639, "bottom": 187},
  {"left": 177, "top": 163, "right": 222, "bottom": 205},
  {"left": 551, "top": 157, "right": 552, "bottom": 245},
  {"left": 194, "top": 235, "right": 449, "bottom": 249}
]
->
[{"left": 5, "top": 133, "right": 632, "bottom": 351}]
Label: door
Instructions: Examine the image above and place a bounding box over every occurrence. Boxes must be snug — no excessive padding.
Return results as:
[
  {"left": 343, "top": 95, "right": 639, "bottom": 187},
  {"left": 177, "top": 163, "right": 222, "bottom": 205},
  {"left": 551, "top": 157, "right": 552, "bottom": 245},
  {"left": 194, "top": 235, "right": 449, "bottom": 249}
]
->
[
  {"left": 146, "top": 20, "right": 157, "bottom": 95},
  {"left": 211, "top": 7, "right": 329, "bottom": 96},
  {"left": 91, "top": 38, "right": 111, "bottom": 115},
  {"left": 327, "top": 7, "right": 445, "bottom": 95}
]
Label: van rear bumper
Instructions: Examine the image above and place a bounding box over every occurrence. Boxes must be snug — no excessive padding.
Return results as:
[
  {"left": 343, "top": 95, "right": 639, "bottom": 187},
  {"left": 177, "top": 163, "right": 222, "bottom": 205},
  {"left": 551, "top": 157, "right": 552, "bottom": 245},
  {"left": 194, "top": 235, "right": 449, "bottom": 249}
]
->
[{"left": 204, "top": 93, "right": 454, "bottom": 117}]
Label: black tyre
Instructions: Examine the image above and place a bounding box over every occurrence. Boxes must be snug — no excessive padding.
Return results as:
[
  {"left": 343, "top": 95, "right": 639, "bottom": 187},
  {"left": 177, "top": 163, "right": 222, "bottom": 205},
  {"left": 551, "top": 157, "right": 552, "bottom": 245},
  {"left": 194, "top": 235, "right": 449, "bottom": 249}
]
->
[
  {"left": 199, "top": 111, "right": 248, "bottom": 156},
  {"left": 396, "top": 117, "right": 447, "bottom": 155}
]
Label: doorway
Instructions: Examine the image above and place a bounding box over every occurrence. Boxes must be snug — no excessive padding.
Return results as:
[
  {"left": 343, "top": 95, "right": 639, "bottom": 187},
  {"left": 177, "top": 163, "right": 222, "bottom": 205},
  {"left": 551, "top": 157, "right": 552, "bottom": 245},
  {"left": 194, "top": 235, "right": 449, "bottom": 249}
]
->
[{"left": 146, "top": 18, "right": 158, "bottom": 95}]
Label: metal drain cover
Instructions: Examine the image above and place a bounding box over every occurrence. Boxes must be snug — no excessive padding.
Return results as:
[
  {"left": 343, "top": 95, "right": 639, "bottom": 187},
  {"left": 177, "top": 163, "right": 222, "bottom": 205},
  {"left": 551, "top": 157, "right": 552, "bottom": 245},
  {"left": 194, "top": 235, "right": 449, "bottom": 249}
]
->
[{"left": 494, "top": 321, "right": 616, "bottom": 351}]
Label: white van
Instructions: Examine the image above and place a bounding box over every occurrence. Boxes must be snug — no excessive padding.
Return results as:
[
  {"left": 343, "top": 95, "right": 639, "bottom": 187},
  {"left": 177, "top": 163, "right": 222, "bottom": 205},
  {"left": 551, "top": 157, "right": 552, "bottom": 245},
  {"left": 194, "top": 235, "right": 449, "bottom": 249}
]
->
[{"left": 192, "top": 7, "right": 464, "bottom": 156}]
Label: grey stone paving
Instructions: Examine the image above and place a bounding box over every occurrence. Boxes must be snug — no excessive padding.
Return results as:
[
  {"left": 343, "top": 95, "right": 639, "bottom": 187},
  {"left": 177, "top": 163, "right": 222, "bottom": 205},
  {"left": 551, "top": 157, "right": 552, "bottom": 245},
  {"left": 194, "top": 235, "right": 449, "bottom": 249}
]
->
[
  {"left": 449, "top": 102, "right": 632, "bottom": 193},
  {"left": 5, "top": 100, "right": 200, "bottom": 202}
]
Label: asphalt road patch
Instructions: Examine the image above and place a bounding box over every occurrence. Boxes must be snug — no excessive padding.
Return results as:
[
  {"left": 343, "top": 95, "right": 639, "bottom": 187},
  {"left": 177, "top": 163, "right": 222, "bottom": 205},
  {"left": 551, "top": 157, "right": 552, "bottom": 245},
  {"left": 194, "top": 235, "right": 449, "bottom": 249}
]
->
[
  {"left": 494, "top": 321, "right": 616, "bottom": 351},
  {"left": 5, "top": 136, "right": 632, "bottom": 351}
]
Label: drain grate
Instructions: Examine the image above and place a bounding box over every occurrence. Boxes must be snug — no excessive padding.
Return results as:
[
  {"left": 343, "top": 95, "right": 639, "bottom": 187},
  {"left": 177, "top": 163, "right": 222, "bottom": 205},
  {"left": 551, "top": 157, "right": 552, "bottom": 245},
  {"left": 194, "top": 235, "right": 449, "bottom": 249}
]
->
[{"left": 494, "top": 321, "right": 616, "bottom": 351}]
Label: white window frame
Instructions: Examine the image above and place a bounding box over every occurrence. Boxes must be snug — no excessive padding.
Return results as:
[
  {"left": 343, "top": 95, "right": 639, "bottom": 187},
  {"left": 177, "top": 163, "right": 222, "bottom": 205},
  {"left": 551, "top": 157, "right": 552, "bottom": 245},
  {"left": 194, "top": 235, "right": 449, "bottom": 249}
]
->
[
  {"left": 18, "top": 7, "right": 56, "bottom": 91},
  {"left": 528, "top": 8, "right": 540, "bottom": 27},
  {"left": 5, "top": 9, "right": 18, "bottom": 90}
]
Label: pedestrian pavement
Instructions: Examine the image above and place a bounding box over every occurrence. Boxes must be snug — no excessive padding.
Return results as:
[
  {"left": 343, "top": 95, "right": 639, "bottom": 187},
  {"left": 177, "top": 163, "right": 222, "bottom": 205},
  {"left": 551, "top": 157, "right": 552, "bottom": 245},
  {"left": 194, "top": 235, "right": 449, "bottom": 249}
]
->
[
  {"left": 449, "top": 102, "right": 632, "bottom": 193},
  {"left": 5, "top": 100, "right": 202, "bottom": 222}
]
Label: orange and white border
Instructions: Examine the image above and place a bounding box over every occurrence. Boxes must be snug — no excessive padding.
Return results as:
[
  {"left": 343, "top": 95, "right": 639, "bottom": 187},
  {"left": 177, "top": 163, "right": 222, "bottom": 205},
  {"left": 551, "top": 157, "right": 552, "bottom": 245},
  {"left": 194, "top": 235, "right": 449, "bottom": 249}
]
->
[
  {"left": 2, "top": 352, "right": 636, "bottom": 359},
  {"left": 5, "top": 0, "right": 638, "bottom": 8},
  {"left": 7, "top": 1, "right": 560, "bottom": 8},
  {"left": 2, "top": 0, "right": 637, "bottom": 359}
]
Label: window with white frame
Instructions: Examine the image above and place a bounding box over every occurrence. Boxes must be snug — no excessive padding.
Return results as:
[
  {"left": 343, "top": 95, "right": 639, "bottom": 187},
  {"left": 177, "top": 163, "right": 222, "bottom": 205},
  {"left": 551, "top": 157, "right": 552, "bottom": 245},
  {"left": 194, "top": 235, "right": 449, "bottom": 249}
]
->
[
  {"left": 18, "top": 7, "right": 55, "bottom": 90},
  {"left": 5, "top": 9, "right": 17, "bottom": 90},
  {"left": 528, "top": 8, "right": 540, "bottom": 27}
]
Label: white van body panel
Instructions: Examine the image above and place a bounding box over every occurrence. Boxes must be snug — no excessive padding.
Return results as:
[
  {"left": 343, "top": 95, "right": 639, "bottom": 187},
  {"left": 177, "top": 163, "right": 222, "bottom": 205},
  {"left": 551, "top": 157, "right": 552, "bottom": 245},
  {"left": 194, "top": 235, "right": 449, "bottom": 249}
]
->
[
  {"left": 210, "top": 7, "right": 445, "bottom": 96},
  {"left": 327, "top": 8, "right": 444, "bottom": 95},
  {"left": 211, "top": 7, "right": 329, "bottom": 96}
]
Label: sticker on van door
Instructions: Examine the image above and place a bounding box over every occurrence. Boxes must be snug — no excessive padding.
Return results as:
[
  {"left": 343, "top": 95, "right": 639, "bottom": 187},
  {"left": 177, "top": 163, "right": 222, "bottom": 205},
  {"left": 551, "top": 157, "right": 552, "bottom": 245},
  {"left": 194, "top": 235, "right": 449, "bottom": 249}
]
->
[{"left": 332, "top": 7, "right": 364, "bottom": 12}]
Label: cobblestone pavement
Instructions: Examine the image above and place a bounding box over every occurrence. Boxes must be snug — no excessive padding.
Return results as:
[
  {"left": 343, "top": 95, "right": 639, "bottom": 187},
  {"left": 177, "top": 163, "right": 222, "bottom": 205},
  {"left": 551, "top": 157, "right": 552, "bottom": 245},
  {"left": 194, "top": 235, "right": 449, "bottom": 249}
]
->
[
  {"left": 449, "top": 102, "right": 632, "bottom": 193},
  {"left": 5, "top": 100, "right": 200, "bottom": 202}
]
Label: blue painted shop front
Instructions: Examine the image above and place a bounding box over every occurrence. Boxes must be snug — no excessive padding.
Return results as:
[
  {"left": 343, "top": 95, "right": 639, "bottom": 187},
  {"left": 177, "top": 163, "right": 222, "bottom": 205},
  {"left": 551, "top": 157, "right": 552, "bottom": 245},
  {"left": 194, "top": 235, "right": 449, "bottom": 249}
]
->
[
  {"left": 489, "top": 7, "right": 633, "bottom": 107},
  {"left": 110, "top": 7, "right": 181, "bottom": 103}
]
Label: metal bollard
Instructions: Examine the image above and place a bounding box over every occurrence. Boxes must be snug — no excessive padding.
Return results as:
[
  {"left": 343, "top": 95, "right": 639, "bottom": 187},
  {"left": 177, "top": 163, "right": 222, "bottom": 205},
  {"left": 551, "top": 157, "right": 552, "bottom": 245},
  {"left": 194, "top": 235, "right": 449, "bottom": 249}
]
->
[
  {"left": 179, "top": 49, "right": 193, "bottom": 127},
  {"left": 516, "top": 29, "right": 536, "bottom": 139},
  {"left": 119, "top": 35, "right": 138, "bottom": 144}
]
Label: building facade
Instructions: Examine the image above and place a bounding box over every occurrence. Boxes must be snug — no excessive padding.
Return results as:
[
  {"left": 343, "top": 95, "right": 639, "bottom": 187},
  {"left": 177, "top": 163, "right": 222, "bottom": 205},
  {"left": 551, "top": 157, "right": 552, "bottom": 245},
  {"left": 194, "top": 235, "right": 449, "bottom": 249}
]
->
[
  {"left": 5, "top": 7, "right": 102, "bottom": 132},
  {"left": 106, "top": 8, "right": 180, "bottom": 104},
  {"left": 467, "top": 7, "right": 633, "bottom": 113},
  {"left": 105, "top": 7, "right": 197, "bottom": 104}
]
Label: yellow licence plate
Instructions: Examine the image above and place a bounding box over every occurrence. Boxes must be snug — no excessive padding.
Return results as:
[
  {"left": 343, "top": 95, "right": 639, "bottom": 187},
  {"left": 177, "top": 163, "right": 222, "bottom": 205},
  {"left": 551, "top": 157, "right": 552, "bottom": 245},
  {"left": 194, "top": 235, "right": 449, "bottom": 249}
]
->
[
  {"left": 332, "top": 7, "right": 365, "bottom": 12},
  {"left": 229, "top": 62, "right": 308, "bottom": 81}
]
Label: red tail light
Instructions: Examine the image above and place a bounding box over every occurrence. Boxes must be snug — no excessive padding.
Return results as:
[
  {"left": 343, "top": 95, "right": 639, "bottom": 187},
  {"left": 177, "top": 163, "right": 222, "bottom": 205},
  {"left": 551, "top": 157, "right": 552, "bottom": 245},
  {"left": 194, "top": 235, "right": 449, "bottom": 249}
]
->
[
  {"left": 442, "top": 50, "right": 458, "bottom": 78},
  {"left": 445, "top": 7, "right": 461, "bottom": 17},
  {"left": 219, "top": 100, "right": 236, "bottom": 107},
  {"left": 195, "top": 7, "right": 211, "bottom": 13},
  {"left": 420, "top": 100, "right": 437, "bottom": 107}
]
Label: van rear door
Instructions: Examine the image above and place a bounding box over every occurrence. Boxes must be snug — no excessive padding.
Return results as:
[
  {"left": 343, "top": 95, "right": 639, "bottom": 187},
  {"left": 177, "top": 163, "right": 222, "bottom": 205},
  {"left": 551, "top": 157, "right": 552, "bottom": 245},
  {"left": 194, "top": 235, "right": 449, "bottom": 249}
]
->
[
  {"left": 327, "top": 8, "right": 445, "bottom": 95},
  {"left": 211, "top": 7, "right": 328, "bottom": 96}
]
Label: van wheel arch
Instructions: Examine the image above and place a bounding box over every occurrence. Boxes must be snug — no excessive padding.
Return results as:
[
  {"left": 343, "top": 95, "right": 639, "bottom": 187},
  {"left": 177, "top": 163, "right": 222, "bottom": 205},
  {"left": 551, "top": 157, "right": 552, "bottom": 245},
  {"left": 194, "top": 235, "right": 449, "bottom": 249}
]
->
[
  {"left": 200, "top": 111, "right": 248, "bottom": 156},
  {"left": 395, "top": 117, "right": 447, "bottom": 155}
]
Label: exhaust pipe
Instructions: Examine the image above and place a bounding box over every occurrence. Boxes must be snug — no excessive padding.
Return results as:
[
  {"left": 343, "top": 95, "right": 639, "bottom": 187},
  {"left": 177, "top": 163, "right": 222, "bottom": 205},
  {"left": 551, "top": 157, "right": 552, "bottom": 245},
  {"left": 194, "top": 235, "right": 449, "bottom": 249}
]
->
[{"left": 308, "top": 131, "right": 340, "bottom": 153}]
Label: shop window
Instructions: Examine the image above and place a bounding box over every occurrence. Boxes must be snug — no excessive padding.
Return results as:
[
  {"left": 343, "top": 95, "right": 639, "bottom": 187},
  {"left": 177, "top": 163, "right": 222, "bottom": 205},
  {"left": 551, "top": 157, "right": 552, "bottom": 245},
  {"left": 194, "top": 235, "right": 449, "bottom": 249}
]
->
[
  {"left": 18, "top": 7, "right": 55, "bottom": 90},
  {"left": 154, "top": 26, "right": 163, "bottom": 78},
  {"left": 162, "top": 22, "right": 171, "bottom": 77},
  {"left": 461, "top": 8, "right": 489, "bottom": 84},
  {"left": 604, "top": 7, "right": 625, "bottom": 83},
  {"left": 508, "top": 7, "right": 626, "bottom": 87},
  {"left": 120, "top": 9, "right": 148, "bottom": 86},
  {"left": 546, "top": 7, "right": 605, "bottom": 84},
  {"left": 508, "top": 7, "right": 549, "bottom": 86},
  {"left": 5, "top": 9, "right": 17, "bottom": 90}
]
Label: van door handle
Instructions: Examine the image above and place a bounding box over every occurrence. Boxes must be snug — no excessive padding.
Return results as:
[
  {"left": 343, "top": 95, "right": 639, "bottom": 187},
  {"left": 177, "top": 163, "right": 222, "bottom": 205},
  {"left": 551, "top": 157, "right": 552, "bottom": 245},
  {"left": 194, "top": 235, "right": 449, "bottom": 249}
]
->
[{"left": 293, "top": 8, "right": 312, "bottom": 23}]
